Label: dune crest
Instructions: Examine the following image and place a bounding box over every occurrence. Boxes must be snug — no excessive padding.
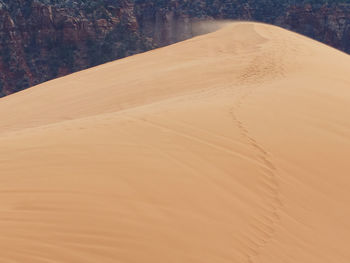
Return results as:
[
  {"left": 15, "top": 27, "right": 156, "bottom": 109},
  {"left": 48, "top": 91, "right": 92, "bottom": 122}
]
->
[{"left": 1, "top": 22, "right": 350, "bottom": 263}]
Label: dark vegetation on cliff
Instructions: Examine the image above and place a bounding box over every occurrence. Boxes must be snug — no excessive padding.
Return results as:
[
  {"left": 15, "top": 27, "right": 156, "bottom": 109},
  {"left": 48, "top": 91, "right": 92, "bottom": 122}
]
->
[{"left": 0, "top": 0, "right": 350, "bottom": 96}]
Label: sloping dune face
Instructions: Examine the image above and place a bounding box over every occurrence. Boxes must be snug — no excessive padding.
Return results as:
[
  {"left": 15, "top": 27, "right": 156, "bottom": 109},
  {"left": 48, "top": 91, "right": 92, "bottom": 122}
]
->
[{"left": 0, "top": 22, "right": 350, "bottom": 263}]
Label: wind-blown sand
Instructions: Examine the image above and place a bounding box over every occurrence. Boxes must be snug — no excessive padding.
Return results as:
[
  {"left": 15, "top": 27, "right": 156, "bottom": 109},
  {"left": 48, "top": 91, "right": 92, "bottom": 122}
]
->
[{"left": 0, "top": 22, "right": 350, "bottom": 263}]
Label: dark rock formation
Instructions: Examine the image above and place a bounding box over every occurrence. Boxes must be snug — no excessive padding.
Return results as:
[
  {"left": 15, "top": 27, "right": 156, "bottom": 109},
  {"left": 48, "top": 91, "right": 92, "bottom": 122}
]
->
[{"left": 0, "top": 0, "right": 349, "bottom": 96}]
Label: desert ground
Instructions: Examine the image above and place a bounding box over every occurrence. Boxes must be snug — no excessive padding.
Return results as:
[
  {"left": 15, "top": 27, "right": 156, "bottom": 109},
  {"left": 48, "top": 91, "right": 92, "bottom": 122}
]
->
[{"left": 0, "top": 22, "right": 350, "bottom": 262}]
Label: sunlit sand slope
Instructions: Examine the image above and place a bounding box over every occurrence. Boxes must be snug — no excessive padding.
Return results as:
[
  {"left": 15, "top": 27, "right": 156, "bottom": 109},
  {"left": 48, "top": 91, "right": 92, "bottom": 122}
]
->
[{"left": 0, "top": 22, "right": 350, "bottom": 263}]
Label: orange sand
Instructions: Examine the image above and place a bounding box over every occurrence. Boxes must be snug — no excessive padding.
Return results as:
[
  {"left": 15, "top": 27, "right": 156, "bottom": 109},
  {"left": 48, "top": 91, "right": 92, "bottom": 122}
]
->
[{"left": 0, "top": 22, "right": 350, "bottom": 263}]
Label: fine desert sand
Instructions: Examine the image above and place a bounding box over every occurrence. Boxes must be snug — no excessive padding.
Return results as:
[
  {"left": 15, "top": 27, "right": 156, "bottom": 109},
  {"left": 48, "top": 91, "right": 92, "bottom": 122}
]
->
[{"left": 0, "top": 22, "right": 350, "bottom": 263}]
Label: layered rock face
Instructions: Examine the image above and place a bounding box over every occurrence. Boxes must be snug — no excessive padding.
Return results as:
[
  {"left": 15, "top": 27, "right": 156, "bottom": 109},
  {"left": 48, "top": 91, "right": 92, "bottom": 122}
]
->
[
  {"left": 0, "top": 0, "right": 153, "bottom": 96},
  {"left": 0, "top": 0, "right": 349, "bottom": 96}
]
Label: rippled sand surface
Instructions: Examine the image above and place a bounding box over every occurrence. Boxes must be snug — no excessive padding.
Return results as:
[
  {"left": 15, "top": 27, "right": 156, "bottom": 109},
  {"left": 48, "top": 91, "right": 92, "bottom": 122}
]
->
[{"left": 0, "top": 22, "right": 350, "bottom": 263}]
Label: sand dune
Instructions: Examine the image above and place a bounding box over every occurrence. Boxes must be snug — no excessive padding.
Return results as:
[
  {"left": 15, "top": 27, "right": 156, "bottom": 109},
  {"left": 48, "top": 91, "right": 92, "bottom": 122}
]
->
[{"left": 1, "top": 22, "right": 350, "bottom": 262}]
